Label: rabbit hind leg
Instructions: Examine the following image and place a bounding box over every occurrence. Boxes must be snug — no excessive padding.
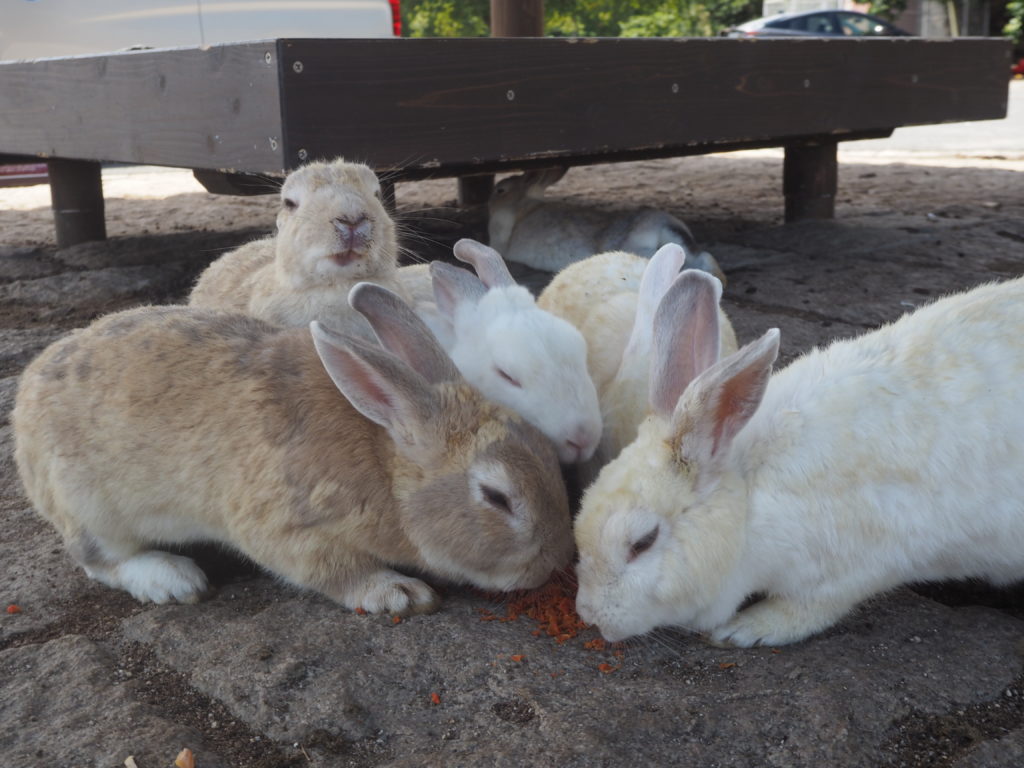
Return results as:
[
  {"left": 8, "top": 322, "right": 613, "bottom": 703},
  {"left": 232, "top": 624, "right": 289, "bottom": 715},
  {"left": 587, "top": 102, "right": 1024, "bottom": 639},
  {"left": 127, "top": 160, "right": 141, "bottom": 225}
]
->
[{"left": 67, "top": 527, "right": 208, "bottom": 605}]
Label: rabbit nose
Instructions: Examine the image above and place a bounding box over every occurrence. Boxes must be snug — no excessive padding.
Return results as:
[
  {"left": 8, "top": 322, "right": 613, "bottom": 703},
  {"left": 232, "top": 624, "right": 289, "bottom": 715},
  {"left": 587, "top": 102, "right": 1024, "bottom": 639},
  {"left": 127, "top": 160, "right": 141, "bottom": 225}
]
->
[
  {"left": 562, "top": 428, "right": 598, "bottom": 464},
  {"left": 333, "top": 216, "right": 372, "bottom": 252}
]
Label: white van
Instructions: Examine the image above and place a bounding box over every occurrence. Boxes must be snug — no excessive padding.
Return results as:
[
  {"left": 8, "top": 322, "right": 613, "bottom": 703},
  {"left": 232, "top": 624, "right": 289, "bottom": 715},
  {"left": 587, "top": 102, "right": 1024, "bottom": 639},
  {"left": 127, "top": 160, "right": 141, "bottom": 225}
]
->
[{"left": 0, "top": 0, "right": 400, "bottom": 61}]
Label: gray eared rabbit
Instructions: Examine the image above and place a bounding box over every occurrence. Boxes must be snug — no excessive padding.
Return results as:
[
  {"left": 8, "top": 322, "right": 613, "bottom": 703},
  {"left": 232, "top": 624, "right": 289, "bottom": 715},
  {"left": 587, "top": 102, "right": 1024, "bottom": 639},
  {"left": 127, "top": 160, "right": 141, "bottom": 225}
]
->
[
  {"left": 14, "top": 285, "right": 573, "bottom": 614},
  {"left": 488, "top": 166, "right": 725, "bottom": 283}
]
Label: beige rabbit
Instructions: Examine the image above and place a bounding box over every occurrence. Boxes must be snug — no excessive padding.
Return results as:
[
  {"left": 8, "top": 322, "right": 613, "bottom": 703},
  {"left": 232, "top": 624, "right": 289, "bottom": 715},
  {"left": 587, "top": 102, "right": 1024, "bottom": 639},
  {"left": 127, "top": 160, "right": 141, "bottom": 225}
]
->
[
  {"left": 189, "top": 158, "right": 408, "bottom": 337},
  {"left": 13, "top": 285, "right": 573, "bottom": 614},
  {"left": 539, "top": 246, "right": 738, "bottom": 482}
]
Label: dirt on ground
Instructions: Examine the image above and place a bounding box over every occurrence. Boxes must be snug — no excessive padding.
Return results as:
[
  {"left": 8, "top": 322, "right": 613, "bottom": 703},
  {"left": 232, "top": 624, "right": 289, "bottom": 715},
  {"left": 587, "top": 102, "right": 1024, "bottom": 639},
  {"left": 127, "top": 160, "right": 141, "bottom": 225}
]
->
[{"left": 1, "top": 151, "right": 1023, "bottom": 768}]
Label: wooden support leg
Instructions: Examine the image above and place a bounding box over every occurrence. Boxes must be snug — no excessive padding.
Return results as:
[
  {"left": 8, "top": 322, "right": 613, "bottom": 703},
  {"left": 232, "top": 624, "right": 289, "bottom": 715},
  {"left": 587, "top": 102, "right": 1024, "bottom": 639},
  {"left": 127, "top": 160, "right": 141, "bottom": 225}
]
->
[
  {"left": 783, "top": 141, "right": 837, "bottom": 222},
  {"left": 47, "top": 158, "right": 106, "bottom": 248},
  {"left": 457, "top": 174, "right": 494, "bottom": 207}
]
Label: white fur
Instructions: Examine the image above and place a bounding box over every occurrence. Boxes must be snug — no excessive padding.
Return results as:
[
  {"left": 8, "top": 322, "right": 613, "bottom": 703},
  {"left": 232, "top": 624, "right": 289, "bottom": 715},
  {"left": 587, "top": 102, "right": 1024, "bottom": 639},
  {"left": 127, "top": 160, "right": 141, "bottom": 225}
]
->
[
  {"left": 397, "top": 240, "right": 602, "bottom": 464},
  {"left": 539, "top": 249, "right": 738, "bottom": 479},
  {"left": 576, "top": 277, "right": 1024, "bottom": 646},
  {"left": 487, "top": 167, "right": 726, "bottom": 283}
]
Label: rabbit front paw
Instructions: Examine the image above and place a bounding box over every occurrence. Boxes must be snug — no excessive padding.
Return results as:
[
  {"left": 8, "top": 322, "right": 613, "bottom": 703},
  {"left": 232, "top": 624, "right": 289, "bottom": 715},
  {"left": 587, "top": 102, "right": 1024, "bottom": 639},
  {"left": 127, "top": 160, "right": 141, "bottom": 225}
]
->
[
  {"left": 347, "top": 570, "right": 441, "bottom": 616},
  {"left": 710, "top": 596, "right": 842, "bottom": 648}
]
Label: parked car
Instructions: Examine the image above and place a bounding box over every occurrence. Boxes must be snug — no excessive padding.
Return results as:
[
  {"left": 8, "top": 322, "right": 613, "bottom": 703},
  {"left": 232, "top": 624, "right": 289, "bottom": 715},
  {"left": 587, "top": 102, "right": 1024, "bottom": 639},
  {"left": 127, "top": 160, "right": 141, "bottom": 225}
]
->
[
  {"left": 0, "top": 0, "right": 400, "bottom": 61},
  {"left": 724, "top": 10, "right": 911, "bottom": 38}
]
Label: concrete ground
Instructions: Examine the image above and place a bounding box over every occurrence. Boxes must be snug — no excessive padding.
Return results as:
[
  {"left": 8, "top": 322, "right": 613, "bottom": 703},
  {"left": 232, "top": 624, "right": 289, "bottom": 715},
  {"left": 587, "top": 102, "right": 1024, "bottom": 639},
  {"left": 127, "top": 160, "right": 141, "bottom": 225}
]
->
[{"left": 0, "top": 102, "right": 1023, "bottom": 766}]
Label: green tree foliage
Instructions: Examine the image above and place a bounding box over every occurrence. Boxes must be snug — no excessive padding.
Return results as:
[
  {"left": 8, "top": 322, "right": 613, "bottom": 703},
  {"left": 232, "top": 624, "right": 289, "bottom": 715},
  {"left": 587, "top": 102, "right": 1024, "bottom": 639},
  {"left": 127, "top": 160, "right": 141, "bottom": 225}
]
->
[
  {"left": 1005, "top": 0, "right": 1024, "bottom": 48},
  {"left": 401, "top": 0, "right": 760, "bottom": 38},
  {"left": 863, "top": 0, "right": 908, "bottom": 22}
]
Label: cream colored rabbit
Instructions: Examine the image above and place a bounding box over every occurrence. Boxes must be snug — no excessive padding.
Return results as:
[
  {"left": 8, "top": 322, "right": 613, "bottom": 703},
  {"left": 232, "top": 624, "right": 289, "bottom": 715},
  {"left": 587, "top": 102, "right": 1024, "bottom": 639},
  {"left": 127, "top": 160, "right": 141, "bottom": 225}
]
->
[
  {"left": 538, "top": 246, "right": 737, "bottom": 479},
  {"left": 576, "top": 273, "right": 1024, "bottom": 646},
  {"left": 14, "top": 285, "right": 573, "bottom": 613},
  {"left": 189, "top": 157, "right": 408, "bottom": 337}
]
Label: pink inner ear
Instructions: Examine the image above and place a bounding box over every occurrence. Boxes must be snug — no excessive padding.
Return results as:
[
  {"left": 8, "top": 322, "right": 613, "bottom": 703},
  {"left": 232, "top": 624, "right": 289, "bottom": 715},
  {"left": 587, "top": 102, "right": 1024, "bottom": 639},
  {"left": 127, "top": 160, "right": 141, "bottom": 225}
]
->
[{"left": 710, "top": 357, "right": 764, "bottom": 457}]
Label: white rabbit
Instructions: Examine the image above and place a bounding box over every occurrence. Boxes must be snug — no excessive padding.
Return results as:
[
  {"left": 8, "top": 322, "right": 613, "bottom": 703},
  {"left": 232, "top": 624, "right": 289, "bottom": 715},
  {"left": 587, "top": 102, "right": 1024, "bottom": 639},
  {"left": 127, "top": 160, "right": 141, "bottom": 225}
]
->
[
  {"left": 575, "top": 272, "right": 1024, "bottom": 646},
  {"left": 488, "top": 166, "right": 725, "bottom": 283},
  {"left": 538, "top": 247, "right": 737, "bottom": 475},
  {"left": 13, "top": 284, "right": 573, "bottom": 614},
  {"left": 396, "top": 239, "right": 603, "bottom": 464},
  {"left": 189, "top": 157, "right": 409, "bottom": 338}
]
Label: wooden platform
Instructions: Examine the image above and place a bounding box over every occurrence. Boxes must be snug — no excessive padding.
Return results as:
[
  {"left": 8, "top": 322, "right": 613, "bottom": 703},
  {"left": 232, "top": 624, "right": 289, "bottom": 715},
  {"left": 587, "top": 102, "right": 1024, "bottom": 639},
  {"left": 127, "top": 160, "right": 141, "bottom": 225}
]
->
[{"left": 0, "top": 36, "right": 1012, "bottom": 247}]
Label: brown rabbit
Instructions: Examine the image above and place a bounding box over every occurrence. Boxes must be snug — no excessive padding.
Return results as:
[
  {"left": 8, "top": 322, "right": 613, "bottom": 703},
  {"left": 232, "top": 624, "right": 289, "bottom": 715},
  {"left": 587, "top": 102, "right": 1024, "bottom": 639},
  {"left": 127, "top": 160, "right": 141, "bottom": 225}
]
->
[
  {"left": 13, "top": 285, "right": 572, "bottom": 614},
  {"left": 189, "top": 158, "right": 408, "bottom": 337}
]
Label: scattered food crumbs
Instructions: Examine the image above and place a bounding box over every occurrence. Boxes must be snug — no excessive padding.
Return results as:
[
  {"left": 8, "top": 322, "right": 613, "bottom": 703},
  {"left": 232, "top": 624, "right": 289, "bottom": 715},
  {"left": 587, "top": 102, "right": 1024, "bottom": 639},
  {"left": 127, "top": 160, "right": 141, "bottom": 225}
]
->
[
  {"left": 598, "top": 663, "right": 620, "bottom": 674},
  {"left": 392, "top": 615, "right": 402, "bottom": 624},
  {"left": 6, "top": 604, "right": 21, "bottom": 614},
  {"left": 510, "top": 654, "right": 525, "bottom": 663},
  {"left": 583, "top": 637, "right": 606, "bottom": 651},
  {"left": 481, "top": 572, "right": 588, "bottom": 644},
  {"left": 771, "top": 648, "right": 782, "bottom": 654},
  {"left": 719, "top": 662, "right": 737, "bottom": 669},
  {"left": 354, "top": 607, "right": 367, "bottom": 616},
  {"left": 175, "top": 747, "right": 196, "bottom": 768},
  {"left": 430, "top": 692, "right": 441, "bottom": 705}
]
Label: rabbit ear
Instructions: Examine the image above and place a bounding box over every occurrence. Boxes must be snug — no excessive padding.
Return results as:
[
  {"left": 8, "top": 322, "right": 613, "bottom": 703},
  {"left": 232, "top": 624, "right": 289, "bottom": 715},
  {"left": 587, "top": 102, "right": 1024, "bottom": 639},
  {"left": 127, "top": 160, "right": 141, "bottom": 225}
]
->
[
  {"left": 616, "top": 243, "right": 689, "bottom": 377},
  {"left": 649, "top": 269, "right": 723, "bottom": 419},
  {"left": 524, "top": 166, "right": 568, "bottom": 195},
  {"left": 672, "top": 329, "right": 780, "bottom": 473},
  {"left": 453, "top": 238, "right": 516, "bottom": 289},
  {"left": 348, "top": 282, "right": 460, "bottom": 384},
  {"left": 310, "top": 321, "right": 437, "bottom": 453},
  {"left": 430, "top": 261, "right": 487, "bottom": 322}
]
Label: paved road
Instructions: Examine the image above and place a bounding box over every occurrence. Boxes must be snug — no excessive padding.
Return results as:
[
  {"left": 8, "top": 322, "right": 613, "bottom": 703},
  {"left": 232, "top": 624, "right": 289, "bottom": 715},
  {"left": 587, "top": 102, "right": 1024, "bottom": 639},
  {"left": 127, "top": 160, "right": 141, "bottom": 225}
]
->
[{"left": 841, "top": 78, "right": 1024, "bottom": 157}]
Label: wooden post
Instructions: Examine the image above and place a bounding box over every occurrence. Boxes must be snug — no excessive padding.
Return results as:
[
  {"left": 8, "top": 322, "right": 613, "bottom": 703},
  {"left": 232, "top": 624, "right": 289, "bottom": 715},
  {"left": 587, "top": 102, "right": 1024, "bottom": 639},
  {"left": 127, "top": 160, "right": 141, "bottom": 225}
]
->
[
  {"left": 456, "top": 0, "right": 547, "bottom": 208},
  {"left": 783, "top": 141, "right": 837, "bottom": 222},
  {"left": 47, "top": 158, "right": 106, "bottom": 247},
  {"left": 491, "top": 0, "right": 545, "bottom": 37}
]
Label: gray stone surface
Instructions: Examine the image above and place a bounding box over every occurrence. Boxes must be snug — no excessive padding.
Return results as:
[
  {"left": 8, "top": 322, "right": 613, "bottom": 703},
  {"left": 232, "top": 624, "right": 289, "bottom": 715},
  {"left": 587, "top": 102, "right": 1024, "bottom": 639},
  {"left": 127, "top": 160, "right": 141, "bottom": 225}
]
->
[
  {"left": 1, "top": 153, "right": 1022, "bottom": 767},
  {"left": 0, "top": 635, "right": 228, "bottom": 768}
]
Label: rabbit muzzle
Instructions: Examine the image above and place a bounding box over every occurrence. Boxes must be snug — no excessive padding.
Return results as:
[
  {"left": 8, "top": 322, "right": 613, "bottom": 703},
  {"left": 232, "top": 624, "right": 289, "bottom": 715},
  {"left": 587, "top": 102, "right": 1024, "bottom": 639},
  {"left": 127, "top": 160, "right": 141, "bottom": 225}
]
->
[{"left": 330, "top": 216, "right": 373, "bottom": 265}]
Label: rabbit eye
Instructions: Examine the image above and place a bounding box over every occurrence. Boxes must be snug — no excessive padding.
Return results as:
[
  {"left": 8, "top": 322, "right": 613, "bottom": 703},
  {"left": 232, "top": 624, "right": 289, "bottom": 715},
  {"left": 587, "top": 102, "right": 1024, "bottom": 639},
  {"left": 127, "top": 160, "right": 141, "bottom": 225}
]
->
[
  {"left": 283, "top": 198, "right": 298, "bottom": 210},
  {"left": 628, "top": 526, "right": 659, "bottom": 562},
  {"left": 495, "top": 368, "right": 521, "bottom": 388},
  {"left": 481, "top": 485, "right": 512, "bottom": 514}
]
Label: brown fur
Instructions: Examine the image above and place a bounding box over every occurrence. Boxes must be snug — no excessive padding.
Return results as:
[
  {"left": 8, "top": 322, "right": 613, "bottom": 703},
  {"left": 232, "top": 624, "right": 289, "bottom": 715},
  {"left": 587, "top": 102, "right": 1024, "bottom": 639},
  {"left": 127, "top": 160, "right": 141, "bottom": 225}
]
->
[{"left": 13, "top": 304, "right": 572, "bottom": 613}]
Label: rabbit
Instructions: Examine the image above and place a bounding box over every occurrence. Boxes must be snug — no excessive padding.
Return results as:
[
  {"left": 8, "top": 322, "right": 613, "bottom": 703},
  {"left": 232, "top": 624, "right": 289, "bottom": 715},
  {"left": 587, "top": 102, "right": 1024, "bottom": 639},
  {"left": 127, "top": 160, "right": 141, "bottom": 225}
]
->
[
  {"left": 574, "top": 272, "right": 1024, "bottom": 647},
  {"left": 13, "top": 284, "right": 573, "bottom": 614},
  {"left": 395, "top": 239, "right": 603, "bottom": 464},
  {"left": 537, "top": 247, "right": 737, "bottom": 411},
  {"left": 570, "top": 244, "right": 738, "bottom": 486},
  {"left": 189, "top": 157, "right": 409, "bottom": 338},
  {"left": 487, "top": 166, "right": 726, "bottom": 284}
]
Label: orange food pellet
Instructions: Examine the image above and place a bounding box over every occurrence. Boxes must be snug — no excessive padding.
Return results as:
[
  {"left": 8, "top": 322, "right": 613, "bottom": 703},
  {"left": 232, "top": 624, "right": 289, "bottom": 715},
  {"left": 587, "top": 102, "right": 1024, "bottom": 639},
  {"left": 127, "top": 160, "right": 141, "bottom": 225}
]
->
[
  {"left": 719, "top": 662, "right": 737, "bottom": 669},
  {"left": 510, "top": 654, "right": 525, "bottom": 662},
  {"left": 481, "top": 569, "right": 589, "bottom": 645},
  {"left": 392, "top": 615, "right": 402, "bottom": 624},
  {"left": 174, "top": 748, "right": 195, "bottom": 768},
  {"left": 354, "top": 607, "right": 367, "bottom": 616},
  {"left": 597, "top": 663, "right": 619, "bottom": 674},
  {"left": 6, "top": 604, "right": 21, "bottom": 614},
  {"left": 430, "top": 692, "right": 441, "bottom": 705},
  {"left": 583, "top": 638, "right": 607, "bottom": 651}
]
